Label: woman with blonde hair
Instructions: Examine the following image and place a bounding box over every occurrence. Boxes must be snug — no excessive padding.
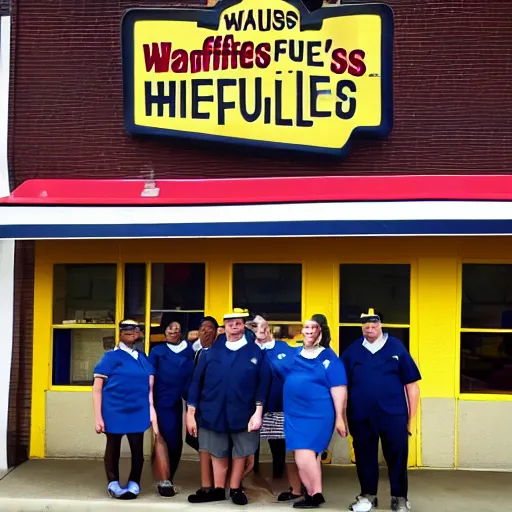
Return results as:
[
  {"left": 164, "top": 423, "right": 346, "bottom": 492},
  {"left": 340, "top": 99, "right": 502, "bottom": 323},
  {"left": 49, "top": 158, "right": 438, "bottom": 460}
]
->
[{"left": 279, "top": 315, "right": 349, "bottom": 509}]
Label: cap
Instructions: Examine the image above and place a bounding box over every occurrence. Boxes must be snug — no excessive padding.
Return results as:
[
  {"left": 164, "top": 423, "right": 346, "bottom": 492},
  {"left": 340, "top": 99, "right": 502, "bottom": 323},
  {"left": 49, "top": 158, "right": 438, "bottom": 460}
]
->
[
  {"left": 223, "top": 308, "right": 250, "bottom": 321},
  {"left": 360, "top": 308, "right": 381, "bottom": 324},
  {"left": 119, "top": 319, "right": 139, "bottom": 331}
]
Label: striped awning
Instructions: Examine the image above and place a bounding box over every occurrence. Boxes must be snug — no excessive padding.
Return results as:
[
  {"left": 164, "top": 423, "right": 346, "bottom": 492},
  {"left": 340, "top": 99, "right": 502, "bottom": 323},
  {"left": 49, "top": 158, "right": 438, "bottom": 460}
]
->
[{"left": 2, "top": 175, "right": 512, "bottom": 240}]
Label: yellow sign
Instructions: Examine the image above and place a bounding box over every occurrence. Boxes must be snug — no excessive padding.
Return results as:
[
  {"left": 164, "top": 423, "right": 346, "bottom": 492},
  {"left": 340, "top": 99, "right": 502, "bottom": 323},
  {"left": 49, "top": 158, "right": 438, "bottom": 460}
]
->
[{"left": 122, "top": 0, "right": 393, "bottom": 156}]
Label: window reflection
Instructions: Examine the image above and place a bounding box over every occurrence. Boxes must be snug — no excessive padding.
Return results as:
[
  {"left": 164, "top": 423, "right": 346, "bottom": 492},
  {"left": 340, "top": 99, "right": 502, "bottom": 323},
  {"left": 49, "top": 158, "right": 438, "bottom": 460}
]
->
[
  {"left": 53, "top": 264, "right": 116, "bottom": 324},
  {"left": 150, "top": 263, "right": 205, "bottom": 349},
  {"left": 52, "top": 328, "right": 114, "bottom": 386},
  {"left": 461, "top": 264, "right": 512, "bottom": 329},
  {"left": 460, "top": 332, "right": 512, "bottom": 393},
  {"left": 339, "top": 264, "right": 410, "bottom": 324},
  {"left": 233, "top": 263, "right": 302, "bottom": 321}
]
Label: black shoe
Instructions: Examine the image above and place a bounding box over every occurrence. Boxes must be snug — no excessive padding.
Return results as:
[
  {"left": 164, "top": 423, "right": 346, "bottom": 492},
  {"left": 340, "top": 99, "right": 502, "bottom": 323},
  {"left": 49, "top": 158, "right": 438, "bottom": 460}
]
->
[
  {"left": 157, "top": 480, "right": 177, "bottom": 497},
  {"left": 188, "top": 487, "right": 225, "bottom": 503},
  {"left": 118, "top": 492, "right": 138, "bottom": 500},
  {"left": 278, "top": 487, "right": 302, "bottom": 502},
  {"left": 230, "top": 488, "right": 249, "bottom": 506},
  {"left": 293, "top": 493, "right": 325, "bottom": 509}
]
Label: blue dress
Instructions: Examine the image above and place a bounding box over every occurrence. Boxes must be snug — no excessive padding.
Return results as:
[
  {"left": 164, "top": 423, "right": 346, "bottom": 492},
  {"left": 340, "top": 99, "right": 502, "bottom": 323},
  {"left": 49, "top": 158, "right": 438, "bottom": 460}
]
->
[
  {"left": 282, "top": 347, "right": 347, "bottom": 453},
  {"left": 94, "top": 349, "right": 155, "bottom": 434},
  {"left": 148, "top": 342, "right": 195, "bottom": 449}
]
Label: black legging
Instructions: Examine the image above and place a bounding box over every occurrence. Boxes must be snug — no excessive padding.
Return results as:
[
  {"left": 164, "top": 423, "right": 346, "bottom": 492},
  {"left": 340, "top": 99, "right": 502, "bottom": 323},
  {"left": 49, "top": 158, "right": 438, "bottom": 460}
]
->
[
  {"left": 105, "top": 433, "right": 145, "bottom": 484},
  {"left": 168, "top": 441, "right": 183, "bottom": 481},
  {"left": 254, "top": 438, "right": 286, "bottom": 479}
]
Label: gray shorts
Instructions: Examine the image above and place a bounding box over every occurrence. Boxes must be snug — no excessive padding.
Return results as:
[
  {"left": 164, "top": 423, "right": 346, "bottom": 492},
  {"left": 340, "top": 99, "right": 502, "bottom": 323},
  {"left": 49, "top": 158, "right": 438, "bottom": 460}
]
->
[{"left": 198, "top": 428, "right": 260, "bottom": 459}]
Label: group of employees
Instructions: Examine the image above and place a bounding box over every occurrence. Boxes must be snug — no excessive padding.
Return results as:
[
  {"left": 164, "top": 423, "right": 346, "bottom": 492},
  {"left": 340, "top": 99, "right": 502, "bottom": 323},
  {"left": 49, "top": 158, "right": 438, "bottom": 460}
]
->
[{"left": 92, "top": 307, "right": 421, "bottom": 512}]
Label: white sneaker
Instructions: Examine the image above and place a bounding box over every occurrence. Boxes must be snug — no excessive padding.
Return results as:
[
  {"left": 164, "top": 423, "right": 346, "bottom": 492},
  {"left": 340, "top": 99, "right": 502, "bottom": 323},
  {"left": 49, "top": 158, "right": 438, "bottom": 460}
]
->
[
  {"left": 349, "top": 494, "right": 378, "bottom": 512},
  {"left": 391, "top": 496, "right": 412, "bottom": 512}
]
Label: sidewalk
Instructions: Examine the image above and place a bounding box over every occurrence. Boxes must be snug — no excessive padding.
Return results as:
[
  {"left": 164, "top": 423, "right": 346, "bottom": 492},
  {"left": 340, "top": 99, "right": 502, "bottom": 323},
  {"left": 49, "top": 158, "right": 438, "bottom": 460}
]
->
[{"left": 0, "top": 459, "right": 510, "bottom": 511}]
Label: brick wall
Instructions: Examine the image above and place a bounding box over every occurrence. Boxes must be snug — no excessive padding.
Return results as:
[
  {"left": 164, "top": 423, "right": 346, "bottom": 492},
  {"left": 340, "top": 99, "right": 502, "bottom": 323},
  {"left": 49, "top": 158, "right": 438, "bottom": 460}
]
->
[
  {"left": 8, "top": 241, "right": 34, "bottom": 467},
  {"left": 8, "top": 0, "right": 512, "bottom": 185}
]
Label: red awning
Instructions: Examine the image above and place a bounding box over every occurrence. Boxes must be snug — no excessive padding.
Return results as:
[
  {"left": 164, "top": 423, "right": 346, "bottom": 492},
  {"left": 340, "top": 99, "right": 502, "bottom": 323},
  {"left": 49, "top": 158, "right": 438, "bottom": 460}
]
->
[{"left": 2, "top": 175, "right": 512, "bottom": 205}]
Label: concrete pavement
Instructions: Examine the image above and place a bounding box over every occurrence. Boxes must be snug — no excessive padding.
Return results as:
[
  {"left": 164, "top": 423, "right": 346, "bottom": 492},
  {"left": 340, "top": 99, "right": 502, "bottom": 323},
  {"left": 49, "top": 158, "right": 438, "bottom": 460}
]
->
[{"left": 0, "top": 459, "right": 509, "bottom": 511}]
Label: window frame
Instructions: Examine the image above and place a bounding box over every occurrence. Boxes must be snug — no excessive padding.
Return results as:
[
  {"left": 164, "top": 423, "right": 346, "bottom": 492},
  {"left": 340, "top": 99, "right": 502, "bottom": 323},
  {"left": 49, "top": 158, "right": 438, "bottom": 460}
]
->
[
  {"left": 457, "top": 259, "right": 512, "bottom": 402},
  {"left": 49, "top": 260, "right": 209, "bottom": 391}
]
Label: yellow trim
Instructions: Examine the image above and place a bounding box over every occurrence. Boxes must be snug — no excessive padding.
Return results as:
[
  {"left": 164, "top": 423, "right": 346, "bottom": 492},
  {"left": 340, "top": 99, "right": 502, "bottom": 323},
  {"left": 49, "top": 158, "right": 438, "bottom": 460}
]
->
[
  {"left": 30, "top": 254, "right": 53, "bottom": 458},
  {"left": 460, "top": 328, "right": 512, "bottom": 333},
  {"left": 115, "top": 263, "right": 123, "bottom": 346},
  {"left": 339, "top": 323, "right": 411, "bottom": 328},
  {"left": 50, "top": 386, "right": 92, "bottom": 392},
  {"left": 459, "top": 393, "right": 512, "bottom": 402},
  {"left": 52, "top": 324, "right": 117, "bottom": 329},
  {"left": 144, "top": 263, "right": 152, "bottom": 355}
]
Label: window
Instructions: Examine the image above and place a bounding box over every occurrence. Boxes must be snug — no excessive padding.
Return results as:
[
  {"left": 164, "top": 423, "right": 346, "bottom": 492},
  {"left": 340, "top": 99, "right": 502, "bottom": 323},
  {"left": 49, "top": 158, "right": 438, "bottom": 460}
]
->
[
  {"left": 52, "top": 328, "right": 115, "bottom": 386},
  {"left": 51, "top": 264, "right": 118, "bottom": 386},
  {"left": 339, "top": 264, "right": 411, "bottom": 354},
  {"left": 149, "top": 263, "right": 205, "bottom": 349},
  {"left": 460, "top": 264, "right": 512, "bottom": 394},
  {"left": 53, "top": 264, "right": 116, "bottom": 324},
  {"left": 232, "top": 263, "right": 302, "bottom": 322}
]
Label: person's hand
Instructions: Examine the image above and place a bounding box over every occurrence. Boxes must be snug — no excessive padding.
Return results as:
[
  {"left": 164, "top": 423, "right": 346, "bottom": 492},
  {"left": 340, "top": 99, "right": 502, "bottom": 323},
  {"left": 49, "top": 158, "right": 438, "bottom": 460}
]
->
[
  {"left": 186, "top": 412, "right": 198, "bottom": 437},
  {"left": 150, "top": 406, "right": 159, "bottom": 436},
  {"left": 336, "top": 417, "right": 348, "bottom": 438},
  {"left": 95, "top": 416, "right": 105, "bottom": 434},
  {"left": 248, "top": 410, "right": 263, "bottom": 432},
  {"left": 407, "top": 418, "right": 412, "bottom": 436}
]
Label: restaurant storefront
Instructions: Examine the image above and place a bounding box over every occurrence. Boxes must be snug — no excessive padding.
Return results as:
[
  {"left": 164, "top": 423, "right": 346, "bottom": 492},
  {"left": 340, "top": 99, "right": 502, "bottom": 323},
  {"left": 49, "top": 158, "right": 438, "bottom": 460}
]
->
[{"left": 2, "top": 0, "right": 512, "bottom": 472}]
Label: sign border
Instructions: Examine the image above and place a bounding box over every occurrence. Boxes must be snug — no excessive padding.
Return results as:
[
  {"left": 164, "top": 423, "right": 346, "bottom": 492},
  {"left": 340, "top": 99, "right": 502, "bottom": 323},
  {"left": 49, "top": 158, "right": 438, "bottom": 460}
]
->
[{"left": 121, "top": 0, "right": 394, "bottom": 157}]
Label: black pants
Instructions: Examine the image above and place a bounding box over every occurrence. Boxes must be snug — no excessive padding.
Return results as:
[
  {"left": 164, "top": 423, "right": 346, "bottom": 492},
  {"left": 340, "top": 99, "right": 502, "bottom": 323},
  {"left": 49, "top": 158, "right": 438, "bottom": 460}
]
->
[
  {"left": 350, "top": 415, "right": 409, "bottom": 498},
  {"left": 254, "top": 438, "right": 286, "bottom": 479},
  {"left": 104, "top": 432, "right": 145, "bottom": 485},
  {"left": 167, "top": 440, "right": 183, "bottom": 481}
]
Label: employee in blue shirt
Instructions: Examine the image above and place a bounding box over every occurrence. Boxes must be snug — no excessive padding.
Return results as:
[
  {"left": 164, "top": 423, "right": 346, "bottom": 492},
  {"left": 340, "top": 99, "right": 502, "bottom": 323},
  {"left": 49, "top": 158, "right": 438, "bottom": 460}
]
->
[
  {"left": 149, "top": 321, "right": 195, "bottom": 497},
  {"left": 281, "top": 316, "right": 348, "bottom": 509},
  {"left": 341, "top": 309, "right": 421, "bottom": 512},
  {"left": 92, "top": 319, "right": 156, "bottom": 500},
  {"left": 186, "top": 309, "right": 271, "bottom": 506},
  {"left": 186, "top": 316, "right": 219, "bottom": 502}
]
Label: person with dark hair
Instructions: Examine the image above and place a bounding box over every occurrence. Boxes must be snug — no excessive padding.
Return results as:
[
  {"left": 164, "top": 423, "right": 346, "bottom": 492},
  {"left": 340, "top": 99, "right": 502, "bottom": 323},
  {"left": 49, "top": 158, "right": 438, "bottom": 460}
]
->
[
  {"left": 187, "top": 316, "right": 219, "bottom": 502},
  {"left": 186, "top": 309, "right": 271, "bottom": 506},
  {"left": 149, "top": 320, "right": 195, "bottom": 496},
  {"left": 277, "top": 315, "right": 348, "bottom": 508},
  {"left": 342, "top": 309, "right": 421, "bottom": 512},
  {"left": 92, "top": 319, "right": 157, "bottom": 500}
]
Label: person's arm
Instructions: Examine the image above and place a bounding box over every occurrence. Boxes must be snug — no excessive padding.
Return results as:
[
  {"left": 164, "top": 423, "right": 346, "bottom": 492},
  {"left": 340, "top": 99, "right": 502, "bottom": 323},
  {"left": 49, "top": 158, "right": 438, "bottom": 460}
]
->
[
  {"left": 330, "top": 385, "right": 348, "bottom": 437},
  {"left": 92, "top": 353, "right": 115, "bottom": 434},
  {"left": 398, "top": 349, "right": 422, "bottom": 434},
  {"left": 92, "top": 377, "right": 105, "bottom": 434},
  {"left": 405, "top": 381, "right": 420, "bottom": 433},
  {"left": 327, "top": 353, "right": 349, "bottom": 437},
  {"left": 149, "top": 374, "right": 159, "bottom": 436},
  {"left": 249, "top": 352, "right": 272, "bottom": 432}
]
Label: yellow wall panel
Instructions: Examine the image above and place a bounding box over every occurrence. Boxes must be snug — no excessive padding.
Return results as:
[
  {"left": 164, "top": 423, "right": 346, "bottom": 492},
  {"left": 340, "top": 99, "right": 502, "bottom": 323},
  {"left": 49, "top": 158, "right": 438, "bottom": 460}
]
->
[{"left": 417, "top": 257, "right": 458, "bottom": 398}]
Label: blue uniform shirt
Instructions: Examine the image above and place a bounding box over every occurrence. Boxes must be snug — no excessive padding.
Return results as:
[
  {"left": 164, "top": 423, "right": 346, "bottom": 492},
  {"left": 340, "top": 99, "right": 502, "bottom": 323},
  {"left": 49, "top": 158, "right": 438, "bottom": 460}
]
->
[
  {"left": 187, "top": 335, "right": 272, "bottom": 433},
  {"left": 94, "top": 349, "right": 155, "bottom": 434},
  {"left": 262, "top": 340, "right": 296, "bottom": 413},
  {"left": 148, "top": 341, "right": 195, "bottom": 408},
  {"left": 341, "top": 336, "right": 421, "bottom": 421}
]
